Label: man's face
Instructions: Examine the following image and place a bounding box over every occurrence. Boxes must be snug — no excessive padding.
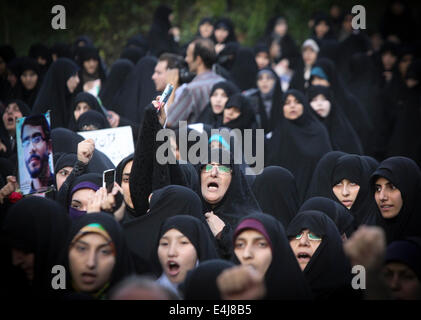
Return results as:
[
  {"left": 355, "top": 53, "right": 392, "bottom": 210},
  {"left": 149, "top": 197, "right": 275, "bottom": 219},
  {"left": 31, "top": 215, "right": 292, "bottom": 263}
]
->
[
  {"left": 22, "top": 124, "right": 50, "bottom": 178},
  {"left": 152, "top": 61, "right": 169, "bottom": 91},
  {"left": 185, "top": 43, "right": 198, "bottom": 73}
]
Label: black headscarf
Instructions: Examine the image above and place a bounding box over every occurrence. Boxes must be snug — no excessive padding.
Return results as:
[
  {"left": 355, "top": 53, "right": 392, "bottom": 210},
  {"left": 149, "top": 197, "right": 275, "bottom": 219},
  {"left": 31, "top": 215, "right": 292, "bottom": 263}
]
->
[
  {"left": 125, "top": 34, "right": 149, "bottom": 51},
  {"left": 370, "top": 157, "right": 421, "bottom": 244},
  {"left": 212, "top": 18, "right": 237, "bottom": 44},
  {"left": 64, "top": 212, "right": 135, "bottom": 298},
  {"left": 68, "top": 91, "right": 104, "bottom": 131},
  {"left": 114, "top": 56, "right": 157, "bottom": 124},
  {"left": 221, "top": 93, "right": 257, "bottom": 131},
  {"left": 32, "top": 58, "right": 79, "bottom": 129},
  {"left": 115, "top": 153, "right": 135, "bottom": 222},
  {"left": 122, "top": 185, "right": 206, "bottom": 265},
  {"left": 286, "top": 210, "right": 353, "bottom": 299},
  {"left": 266, "top": 89, "right": 332, "bottom": 203},
  {"left": 98, "top": 58, "right": 134, "bottom": 111},
  {"left": 74, "top": 45, "right": 106, "bottom": 94},
  {"left": 12, "top": 57, "right": 41, "bottom": 109},
  {"left": 197, "top": 148, "right": 261, "bottom": 228},
  {"left": 2, "top": 197, "right": 71, "bottom": 298},
  {"left": 311, "top": 58, "right": 373, "bottom": 153},
  {"left": 254, "top": 68, "right": 283, "bottom": 133},
  {"left": 233, "top": 213, "right": 313, "bottom": 299},
  {"left": 300, "top": 197, "right": 355, "bottom": 237},
  {"left": 306, "top": 85, "right": 363, "bottom": 154},
  {"left": 385, "top": 238, "right": 421, "bottom": 282},
  {"left": 197, "top": 80, "right": 239, "bottom": 128},
  {"left": 76, "top": 110, "right": 110, "bottom": 131},
  {"left": 119, "top": 47, "right": 146, "bottom": 66},
  {"left": 305, "top": 150, "right": 346, "bottom": 200},
  {"left": 252, "top": 166, "right": 299, "bottom": 228},
  {"left": 151, "top": 215, "right": 219, "bottom": 276},
  {"left": 54, "top": 153, "right": 77, "bottom": 173},
  {"left": 181, "top": 259, "right": 235, "bottom": 300},
  {"left": 230, "top": 47, "right": 259, "bottom": 91},
  {"left": 330, "top": 154, "right": 379, "bottom": 227},
  {"left": 147, "top": 5, "right": 179, "bottom": 57},
  {"left": 0, "top": 99, "right": 31, "bottom": 160}
]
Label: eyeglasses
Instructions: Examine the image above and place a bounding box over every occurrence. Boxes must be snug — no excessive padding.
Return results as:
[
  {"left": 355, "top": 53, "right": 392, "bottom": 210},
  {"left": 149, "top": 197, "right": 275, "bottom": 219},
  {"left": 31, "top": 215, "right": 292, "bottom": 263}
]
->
[
  {"left": 294, "top": 232, "right": 322, "bottom": 241},
  {"left": 202, "top": 164, "right": 231, "bottom": 174},
  {"left": 22, "top": 133, "right": 46, "bottom": 148}
]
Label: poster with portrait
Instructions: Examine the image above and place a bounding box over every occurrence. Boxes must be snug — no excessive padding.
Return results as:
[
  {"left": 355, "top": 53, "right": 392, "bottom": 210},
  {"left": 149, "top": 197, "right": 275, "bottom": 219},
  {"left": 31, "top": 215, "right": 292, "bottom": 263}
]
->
[{"left": 16, "top": 112, "right": 55, "bottom": 195}]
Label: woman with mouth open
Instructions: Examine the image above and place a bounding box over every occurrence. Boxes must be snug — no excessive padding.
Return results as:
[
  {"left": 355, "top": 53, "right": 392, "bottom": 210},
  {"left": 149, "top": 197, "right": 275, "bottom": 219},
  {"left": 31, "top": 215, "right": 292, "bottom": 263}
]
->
[
  {"left": 65, "top": 212, "right": 135, "bottom": 299},
  {"left": 287, "top": 210, "right": 355, "bottom": 300},
  {"left": 153, "top": 215, "right": 218, "bottom": 298},
  {"left": 232, "top": 212, "right": 312, "bottom": 299},
  {"left": 369, "top": 156, "right": 421, "bottom": 244},
  {"left": 129, "top": 95, "right": 262, "bottom": 260}
]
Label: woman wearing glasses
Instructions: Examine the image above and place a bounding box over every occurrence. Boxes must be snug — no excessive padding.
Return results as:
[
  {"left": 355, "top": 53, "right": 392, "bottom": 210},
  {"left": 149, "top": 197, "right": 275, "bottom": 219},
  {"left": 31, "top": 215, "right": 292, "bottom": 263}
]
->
[{"left": 287, "top": 210, "right": 355, "bottom": 299}]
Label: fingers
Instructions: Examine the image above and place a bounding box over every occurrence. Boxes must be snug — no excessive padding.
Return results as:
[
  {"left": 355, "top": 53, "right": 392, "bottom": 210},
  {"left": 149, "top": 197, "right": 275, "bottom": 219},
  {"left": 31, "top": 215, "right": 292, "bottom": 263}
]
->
[{"left": 204, "top": 211, "right": 214, "bottom": 219}]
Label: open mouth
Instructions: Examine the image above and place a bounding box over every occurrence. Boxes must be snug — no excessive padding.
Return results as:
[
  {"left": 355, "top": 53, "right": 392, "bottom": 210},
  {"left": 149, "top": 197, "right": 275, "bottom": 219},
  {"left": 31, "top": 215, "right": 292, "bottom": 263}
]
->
[
  {"left": 207, "top": 182, "right": 219, "bottom": 191},
  {"left": 297, "top": 252, "right": 311, "bottom": 262},
  {"left": 7, "top": 117, "right": 14, "bottom": 125},
  {"left": 167, "top": 261, "right": 180, "bottom": 276}
]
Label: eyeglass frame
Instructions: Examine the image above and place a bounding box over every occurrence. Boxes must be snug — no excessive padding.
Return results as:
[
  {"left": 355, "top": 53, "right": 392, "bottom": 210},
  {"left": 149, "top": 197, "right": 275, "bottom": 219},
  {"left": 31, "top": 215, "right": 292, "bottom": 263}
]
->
[{"left": 201, "top": 163, "right": 232, "bottom": 174}]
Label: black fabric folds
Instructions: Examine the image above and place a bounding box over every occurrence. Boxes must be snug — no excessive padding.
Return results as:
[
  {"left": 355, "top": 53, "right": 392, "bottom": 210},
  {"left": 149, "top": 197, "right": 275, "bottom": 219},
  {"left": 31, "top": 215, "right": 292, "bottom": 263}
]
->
[{"left": 252, "top": 166, "right": 299, "bottom": 228}]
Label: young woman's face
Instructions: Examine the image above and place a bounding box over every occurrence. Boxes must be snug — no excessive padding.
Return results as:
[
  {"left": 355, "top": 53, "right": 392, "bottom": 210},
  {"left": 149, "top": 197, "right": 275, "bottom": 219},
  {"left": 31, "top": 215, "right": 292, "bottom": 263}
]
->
[
  {"left": 283, "top": 94, "right": 304, "bottom": 120},
  {"left": 2, "top": 102, "right": 23, "bottom": 134},
  {"left": 332, "top": 178, "right": 361, "bottom": 209},
  {"left": 255, "top": 52, "right": 270, "bottom": 70},
  {"left": 310, "top": 94, "right": 331, "bottom": 118},
  {"left": 234, "top": 229, "right": 272, "bottom": 276},
  {"left": 121, "top": 161, "right": 134, "bottom": 208},
  {"left": 382, "top": 52, "right": 397, "bottom": 71},
  {"left": 289, "top": 229, "right": 322, "bottom": 271},
  {"left": 223, "top": 106, "right": 241, "bottom": 124},
  {"left": 200, "top": 162, "right": 232, "bottom": 205},
  {"left": 20, "top": 70, "right": 38, "bottom": 90},
  {"left": 302, "top": 47, "right": 317, "bottom": 66},
  {"left": 214, "top": 28, "right": 229, "bottom": 44},
  {"left": 315, "top": 20, "right": 329, "bottom": 39},
  {"left": 374, "top": 177, "right": 403, "bottom": 219},
  {"left": 71, "top": 188, "right": 96, "bottom": 212},
  {"left": 158, "top": 228, "right": 198, "bottom": 284},
  {"left": 56, "top": 166, "right": 74, "bottom": 191},
  {"left": 383, "top": 262, "right": 421, "bottom": 300},
  {"left": 257, "top": 73, "right": 276, "bottom": 94},
  {"left": 74, "top": 102, "right": 91, "bottom": 121},
  {"left": 199, "top": 22, "right": 214, "bottom": 39},
  {"left": 210, "top": 88, "right": 229, "bottom": 114},
  {"left": 274, "top": 21, "right": 288, "bottom": 37},
  {"left": 83, "top": 58, "right": 99, "bottom": 75},
  {"left": 69, "top": 233, "right": 116, "bottom": 293}
]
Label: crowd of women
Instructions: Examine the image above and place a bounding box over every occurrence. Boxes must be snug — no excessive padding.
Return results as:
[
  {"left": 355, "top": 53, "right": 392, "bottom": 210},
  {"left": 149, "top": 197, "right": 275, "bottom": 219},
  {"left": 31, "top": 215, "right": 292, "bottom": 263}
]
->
[{"left": 0, "top": 1, "right": 420, "bottom": 300}]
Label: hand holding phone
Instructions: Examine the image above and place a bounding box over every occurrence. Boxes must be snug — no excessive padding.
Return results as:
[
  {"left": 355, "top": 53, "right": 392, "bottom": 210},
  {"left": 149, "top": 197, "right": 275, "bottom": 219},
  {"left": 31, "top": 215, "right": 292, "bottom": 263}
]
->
[{"left": 103, "top": 169, "right": 116, "bottom": 193}]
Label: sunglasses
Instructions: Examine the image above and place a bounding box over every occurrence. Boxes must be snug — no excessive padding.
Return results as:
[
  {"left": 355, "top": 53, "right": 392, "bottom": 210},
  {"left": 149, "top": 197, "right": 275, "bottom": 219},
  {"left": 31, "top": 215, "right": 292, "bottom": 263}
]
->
[
  {"left": 202, "top": 164, "right": 231, "bottom": 174},
  {"left": 294, "top": 232, "right": 322, "bottom": 241}
]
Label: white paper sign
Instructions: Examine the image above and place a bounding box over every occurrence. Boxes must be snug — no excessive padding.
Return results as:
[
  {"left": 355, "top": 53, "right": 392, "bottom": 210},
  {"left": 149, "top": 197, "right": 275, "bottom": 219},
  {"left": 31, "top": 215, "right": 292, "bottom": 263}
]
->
[{"left": 78, "top": 126, "right": 134, "bottom": 167}]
